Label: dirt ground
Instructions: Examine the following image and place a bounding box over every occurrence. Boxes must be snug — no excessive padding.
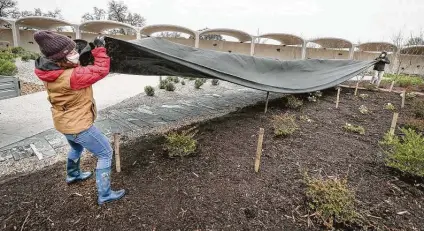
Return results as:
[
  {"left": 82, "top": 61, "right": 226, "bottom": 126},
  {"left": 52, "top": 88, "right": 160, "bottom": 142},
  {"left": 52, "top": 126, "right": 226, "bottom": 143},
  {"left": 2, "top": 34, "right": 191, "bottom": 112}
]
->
[{"left": 1, "top": 88, "right": 423, "bottom": 231}]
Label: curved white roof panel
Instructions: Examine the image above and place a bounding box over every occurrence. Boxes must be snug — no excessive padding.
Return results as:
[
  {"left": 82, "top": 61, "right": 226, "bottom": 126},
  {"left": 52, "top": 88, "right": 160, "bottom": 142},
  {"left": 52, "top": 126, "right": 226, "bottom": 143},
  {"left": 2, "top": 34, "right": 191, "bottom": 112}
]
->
[
  {"left": 358, "top": 42, "right": 397, "bottom": 52},
  {"left": 258, "top": 33, "right": 304, "bottom": 45},
  {"left": 16, "top": 16, "right": 72, "bottom": 29},
  {"left": 79, "top": 20, "right": 137, "bottom": 33},
  {"left": 309, "top": 37, "right": 353, "bottom": 49},
  {"left": 199, "top": 28, "right": 252, "bottom": 42},
  {"left": 141, "top": 24, "right": 195, "bottom": 37},
  {"left": 400, "top": 45, "right": 424, "bottom": 55}
]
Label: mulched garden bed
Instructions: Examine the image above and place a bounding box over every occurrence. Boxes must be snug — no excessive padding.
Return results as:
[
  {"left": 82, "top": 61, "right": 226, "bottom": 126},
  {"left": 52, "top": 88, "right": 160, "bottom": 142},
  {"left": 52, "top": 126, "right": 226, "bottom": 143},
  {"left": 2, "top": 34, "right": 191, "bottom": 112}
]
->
[
  {"left": 1, "top": 88, "right": 423, "bottom": 230},
  {"left": 20, "top": 81, "right": 45, "bottom": 95}
]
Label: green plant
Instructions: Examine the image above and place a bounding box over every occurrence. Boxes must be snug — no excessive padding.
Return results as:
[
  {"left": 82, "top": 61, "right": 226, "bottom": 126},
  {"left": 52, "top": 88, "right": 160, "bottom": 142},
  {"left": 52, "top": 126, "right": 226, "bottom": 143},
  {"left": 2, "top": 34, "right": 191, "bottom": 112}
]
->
[
  {"left": 211, "top": 79, "right": 219, "bottom": 86},
  {"left": 380, "top": 128, "right": 424, "bottom": 177},
  {"left": 313, "top": 91, "right": 323, "bottom": 98},
  {"left": 307, "top": 95, "right": 317, "bottom": 102},
  {"left": 300, "top": 115, "right": 313, "bottom": 123},
  {"left": 166, "top": 76, "right": 174, "bottom": 82},
  {"left": 358, "top": 94, "right": 368, "bottom": 100},
  {"left": 405, "top": 92, "right": 417, "bottom": 100},
  {"left": 172, "top": 76, "right": 180, "bottom": 83},
  {"left": 10, "top": 46, "right": 25, "bottom": 55},
  {"left": 0, "top": 60, "right": 17, "bottom": 76},
  {"left": 159, "top": 80, "right": 168, "bottom": 89},
  {"left": 144, "top": 85, "right": 155, "bottom": 96},
  {"left": 403, "top": 118, "right": 424, "bottom": 132},
  {"left": 165, "top": 130, "right": 197, "bottom": 157},
  {"left": 384, "top": 103, "right": 396, "bottom": 111},
  {"left": 194, "top": 79, "right": 204, "bottom": 89},
  {"left": 382, "top": 74, "right": 424, "bottom": 88},
  {"left": 363, "top": 83, "right": 377, "bottom": 91},
  {"left": 304, "top": 173, "right": 358, "bottom": 228},
  {"left": 0, "top": 51, "right": 15, "bottom": 62},
  {"left": 272, "top": 114, "right": 298, "bottom": 137},
  {"left": 285, "top": 95, "right": 303, "bottom": 109},
  {"left": 188, "top": 77, "right": 196, "bottom": 81},
  {"left": 358, "top": 105, "right": 369, "bottom": 114},
  {"left": 165, "top": 82, "right": 176, "bottom": 91},
  {"left": 343, "top": 123, "right": 365, "bottom": 135},
  {"left": 412, "top": 99, "right": 424, "bottom": 119},
  {"left": 181, "top": 80, "right": 186, "bottom": 85}
]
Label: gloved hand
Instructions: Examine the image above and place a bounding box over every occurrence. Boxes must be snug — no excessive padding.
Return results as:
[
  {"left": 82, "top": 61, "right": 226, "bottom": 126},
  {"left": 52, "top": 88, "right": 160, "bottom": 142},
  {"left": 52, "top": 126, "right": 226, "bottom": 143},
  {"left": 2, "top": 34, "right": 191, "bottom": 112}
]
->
[{"left": 93, "top": 36, "right": 105, "bottom": 47}]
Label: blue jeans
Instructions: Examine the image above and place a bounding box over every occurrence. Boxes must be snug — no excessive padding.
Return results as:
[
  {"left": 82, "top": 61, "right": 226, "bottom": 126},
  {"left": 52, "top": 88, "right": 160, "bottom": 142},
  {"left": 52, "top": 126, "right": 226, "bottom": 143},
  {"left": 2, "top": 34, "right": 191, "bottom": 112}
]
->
[{"left": 64, "top": 126, "right": 112, "bottom": 169}]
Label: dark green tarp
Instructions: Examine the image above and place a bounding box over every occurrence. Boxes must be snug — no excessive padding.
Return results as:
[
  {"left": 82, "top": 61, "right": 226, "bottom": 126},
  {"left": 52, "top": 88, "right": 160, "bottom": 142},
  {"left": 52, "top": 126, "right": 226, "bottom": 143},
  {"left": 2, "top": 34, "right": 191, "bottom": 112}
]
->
[{"left": 85, "top": 37, "right": 375, "bottom": 93}]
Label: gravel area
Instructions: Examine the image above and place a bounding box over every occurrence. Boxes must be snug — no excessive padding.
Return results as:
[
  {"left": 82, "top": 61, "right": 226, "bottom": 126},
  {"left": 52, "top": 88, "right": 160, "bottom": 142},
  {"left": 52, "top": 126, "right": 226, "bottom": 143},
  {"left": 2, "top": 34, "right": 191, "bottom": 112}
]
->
[{"left": 14, "top": 58, "right": 42, "bottom": 85}]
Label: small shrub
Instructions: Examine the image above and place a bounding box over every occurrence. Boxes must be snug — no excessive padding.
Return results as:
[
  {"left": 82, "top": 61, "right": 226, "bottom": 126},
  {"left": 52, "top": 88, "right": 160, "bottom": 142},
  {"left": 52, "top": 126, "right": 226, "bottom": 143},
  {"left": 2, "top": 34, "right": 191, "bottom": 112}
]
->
[
  {"left": 10, "top": 46, "right": 25, "bottom": 55},
  {"left": 405, "top": 92, "right": 417, "bottom": 100},
  {"left": 300, "top": 115, "right": 313, "bottom": 123},
  {"left": 343, "top": 123, "right": 365, "bottom": 135},
  {"left": 20, "top": 54, "right": 30, "bottom": 62},
  {"left": 188, "top": 77, "right": 196, "bottom": 81},
  {"left": 412, "top": 99, "right": 424, "bottom": 119},
  {"left": 380, "top": 128, "right": 424, "bottom": 177},
  {"left": 166, "top": 76, "right": 174, "bottom": 82},
  {"left": 0, "top": 60, "right": 17, "bottom": 76},
  {"left": 364, "top": 83, "right": 377, "bottom": 91},
  {"left": 358, "top": 94, "right": 368, "bottom": 100},
  {"left": 165, "top": 130, "right": 197, "bottom": 157},
  {"left": 29, "top": 52, "right": 39, "bottom": 60},
  {"left": 358, "top": 105, "right": 369, "bottom": 114},
  {"left": 285, "top": 95, "right": 303, "bottom": 109},
  {"left": 144, "top": 85, "right": 155, "bottom": 96},
  {"left": 181, "top": 80, "right": 186, "bottom": 85},
  {"left": 172, "top": 77, "right": 180, "bottom": 83},
  {"left": 211, "top": 79, "right": 219, "bottom": 86},
  {"left": 165, "top": 82, "right": 176, "bottom": 91},
  {"left": 304, "top": 174, "right": 358, "bottom": 228},
  {"left": 403, "top": 118, "right": 424, "bottom": 132},
  {"left": 194, "top": 79, "right": 204, "bottom": 89},
  {"left": 159, "top": 80, "right": 168, "bottom": 89},
  {"left": 384, "top": 103, "right": 396, "bottom": 111},
  {"left": 313, "top": 91, "right": 323, "bottom": 98},
  {"left": 307, "top": 95, "right": 317, "bottom": 102},
  {"left": 0, "top": 51, "right": 15, "bottom": 62},
  {"left": 272, "top": 114, "right": 298, "bottom": 137}
]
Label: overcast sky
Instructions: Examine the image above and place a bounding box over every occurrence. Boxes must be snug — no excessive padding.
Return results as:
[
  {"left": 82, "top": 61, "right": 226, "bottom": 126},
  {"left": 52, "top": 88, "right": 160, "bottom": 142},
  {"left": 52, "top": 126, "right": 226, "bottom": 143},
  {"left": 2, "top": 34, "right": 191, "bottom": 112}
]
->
[{"left": 15, "top": 0, "right": 424, "bottom": 43}]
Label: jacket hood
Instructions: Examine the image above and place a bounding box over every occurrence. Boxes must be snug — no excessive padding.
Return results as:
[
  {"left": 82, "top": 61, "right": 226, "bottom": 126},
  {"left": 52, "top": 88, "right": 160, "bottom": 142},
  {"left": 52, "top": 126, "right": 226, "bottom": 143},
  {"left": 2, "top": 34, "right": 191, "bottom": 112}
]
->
[{"left": 34, "top": 57, "right": 65, "bottom": 82}]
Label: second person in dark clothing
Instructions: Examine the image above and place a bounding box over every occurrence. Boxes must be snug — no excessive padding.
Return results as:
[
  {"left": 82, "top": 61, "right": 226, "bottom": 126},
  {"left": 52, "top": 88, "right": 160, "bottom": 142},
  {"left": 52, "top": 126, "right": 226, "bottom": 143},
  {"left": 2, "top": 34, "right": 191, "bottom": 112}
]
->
[{"left": 370, "top": 51, "right": 390, "bottom": 87}]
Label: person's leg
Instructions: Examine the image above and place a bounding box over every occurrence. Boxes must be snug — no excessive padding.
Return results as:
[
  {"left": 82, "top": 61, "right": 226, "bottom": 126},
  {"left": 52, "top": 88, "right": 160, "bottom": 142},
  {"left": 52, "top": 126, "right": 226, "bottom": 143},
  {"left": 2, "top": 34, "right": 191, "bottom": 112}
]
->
[
  {"left": 376, "top": 71, "right": 384, "bottom": 87},
  {"left": 371, "top": 70, "right": 378, "bottom": 84},
  {"left": 74, "top": 126, "right": 125, "bottom": 205},
  {"left": 64, "top": 136, "right": 92, "bottom": 184}
]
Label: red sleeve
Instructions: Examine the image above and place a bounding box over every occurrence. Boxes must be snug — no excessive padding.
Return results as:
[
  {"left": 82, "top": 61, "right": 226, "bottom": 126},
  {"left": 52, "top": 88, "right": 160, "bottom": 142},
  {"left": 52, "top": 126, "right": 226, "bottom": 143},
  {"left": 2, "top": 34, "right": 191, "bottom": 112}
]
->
[{"left": 70, "top": 47, "right": 110, "bottom": 90}]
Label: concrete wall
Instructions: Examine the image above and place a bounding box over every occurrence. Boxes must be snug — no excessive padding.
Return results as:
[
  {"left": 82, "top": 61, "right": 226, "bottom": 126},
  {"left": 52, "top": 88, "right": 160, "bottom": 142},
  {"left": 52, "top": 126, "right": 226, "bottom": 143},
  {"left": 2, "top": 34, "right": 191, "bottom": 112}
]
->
[{"left": 1, "top": 28, "right": 423, "bottom": 75}]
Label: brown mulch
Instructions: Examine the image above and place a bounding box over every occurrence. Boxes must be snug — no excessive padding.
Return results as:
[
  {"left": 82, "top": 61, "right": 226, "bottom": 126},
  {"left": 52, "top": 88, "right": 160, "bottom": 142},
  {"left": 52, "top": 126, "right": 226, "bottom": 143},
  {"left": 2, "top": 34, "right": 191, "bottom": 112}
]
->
[
  {"left": 20, "top": 82, "right": 45, "bottom": 95},
  {"left": 1, "top": 89, "right": 423, "bottom": 230}
]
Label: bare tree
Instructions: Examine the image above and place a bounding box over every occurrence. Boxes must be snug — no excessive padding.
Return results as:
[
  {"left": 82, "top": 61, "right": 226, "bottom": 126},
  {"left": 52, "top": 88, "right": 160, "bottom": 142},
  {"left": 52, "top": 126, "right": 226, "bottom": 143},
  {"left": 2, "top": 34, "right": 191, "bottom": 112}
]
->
[
  {"left": 0, "top": 0, "right": 17, "bottom": 17},
  {"left": 391, "top": 30, "right": 424, "bottom": 75},
  {"left": 82, "top": 7, "right": 106, "bottom": 21},
  {"left": 196, "top": 27, "right": 223, "bottom": 41},
  {"left": 82, "top": 1, "right": 146, "bottom": 35}
]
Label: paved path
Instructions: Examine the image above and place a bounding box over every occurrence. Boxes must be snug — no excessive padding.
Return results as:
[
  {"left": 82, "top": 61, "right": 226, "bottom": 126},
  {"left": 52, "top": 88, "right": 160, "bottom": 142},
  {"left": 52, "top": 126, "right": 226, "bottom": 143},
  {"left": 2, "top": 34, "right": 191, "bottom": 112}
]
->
[{"left": 0, "top": 74, "right": 159, "bottom": 148}]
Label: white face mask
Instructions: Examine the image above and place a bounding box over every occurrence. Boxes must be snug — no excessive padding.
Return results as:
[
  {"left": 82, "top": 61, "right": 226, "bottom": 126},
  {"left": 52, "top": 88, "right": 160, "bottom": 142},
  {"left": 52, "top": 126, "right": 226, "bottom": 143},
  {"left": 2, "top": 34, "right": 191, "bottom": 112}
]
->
[{"left": 66, "top": 51, "right": 80, "bottom": 64}]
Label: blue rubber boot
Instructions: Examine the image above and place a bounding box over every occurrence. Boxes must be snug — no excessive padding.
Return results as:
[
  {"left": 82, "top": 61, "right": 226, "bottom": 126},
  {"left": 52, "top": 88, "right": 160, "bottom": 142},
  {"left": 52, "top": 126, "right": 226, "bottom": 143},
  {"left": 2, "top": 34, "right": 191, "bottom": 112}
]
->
[
  {"left": 66, "top": 158, "right": 92, "bottom": 184},
  {"left": 96, "top": 167, "right": 125, "bottom": 205}
]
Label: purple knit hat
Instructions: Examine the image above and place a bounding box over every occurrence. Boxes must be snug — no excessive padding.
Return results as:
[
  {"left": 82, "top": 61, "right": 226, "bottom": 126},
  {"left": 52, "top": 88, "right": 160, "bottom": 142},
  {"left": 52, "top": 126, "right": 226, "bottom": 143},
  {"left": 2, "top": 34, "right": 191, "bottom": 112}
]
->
[{"left": 33, "top": 30, "right": 76, "bottom": 61}]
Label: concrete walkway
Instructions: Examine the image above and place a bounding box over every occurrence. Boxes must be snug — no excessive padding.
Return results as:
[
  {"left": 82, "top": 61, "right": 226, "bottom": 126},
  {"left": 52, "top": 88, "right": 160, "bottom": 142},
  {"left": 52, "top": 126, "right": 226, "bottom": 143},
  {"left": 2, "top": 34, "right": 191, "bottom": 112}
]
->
[{"left": 0, "top": 74, "right": 159, "bottom": 148}]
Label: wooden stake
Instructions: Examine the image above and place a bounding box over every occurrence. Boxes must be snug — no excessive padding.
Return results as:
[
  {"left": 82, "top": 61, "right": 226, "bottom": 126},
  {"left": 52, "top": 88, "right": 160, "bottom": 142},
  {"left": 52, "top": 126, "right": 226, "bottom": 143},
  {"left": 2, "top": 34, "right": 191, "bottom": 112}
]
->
[
  {"left": 336, "top": 87, "right": 341, "bottom": 109},
  {"left": 354, "top": 81, "right": 360, "bottom": 96},
  {"left": 389, "top": 81, "right": 395, "bottom": 92},
  {"left": 254, "top": 128, "right": 265, "bottom": 173},
  {"left": 113, "top": 133, "right": 122, "bottom": 173},
  {"left": 264, "top": 92, "right": 270, "bottom": 113},
  {"left": 401, "top": 90, "right": 406, "bottom": 108},
  {"left": 389, "top": 112, "right": 399, "bottom": 136}
]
